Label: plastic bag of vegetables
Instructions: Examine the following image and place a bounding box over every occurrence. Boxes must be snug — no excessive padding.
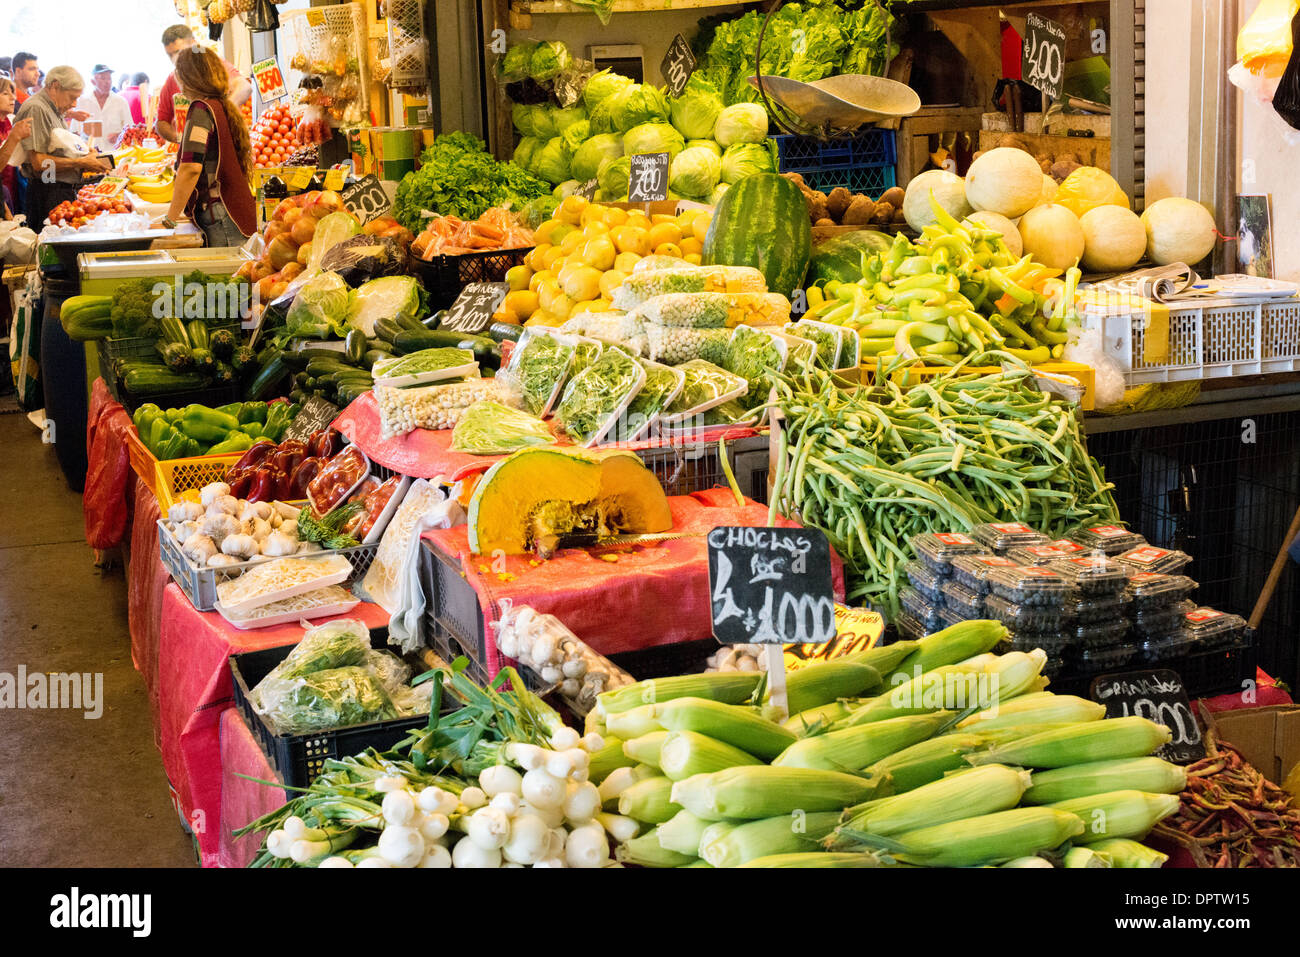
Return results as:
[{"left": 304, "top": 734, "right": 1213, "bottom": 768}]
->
[
  {"left": 254, "top": 666, "right": 397, "bottom": 734},
  {"left": 499, "top": 42, "right": 537, "bottom": 82},
  {"left": 450, "top": 401, "right": 557, "bottom": 454},
  {"left": 529, "top": 41, "right": 572, "bottom": 82},
  {"left": 253, "top": 618, "right": 372, "bottom": 688},
  {"left": 554, "top": 345, "right": 646, "bottom": 446},
  {"left": 286, "top": 271, "right": 352, "bottom": 339},
  {"left": 306, "top": 211, "right": 363, "bottom": 275},
  {"left": 347, "top": 276, "right": 428, "bottom": 338},
  {"left": 321, "top": 235, "right": 410, "bottom": 287}
]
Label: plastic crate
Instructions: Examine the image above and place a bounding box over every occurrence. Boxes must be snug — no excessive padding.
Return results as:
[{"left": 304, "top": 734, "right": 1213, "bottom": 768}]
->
[
  {"left": 796, "top": 164, "right": 896, "bottom": 197},
  {"left": 411, "top": 247, "right": 534, "bottom": 311},
  {"left": 125, "top": 428, "right": 159, "bottom": 499},
  {"left": 158, "top": 519, "right": 379, "bottom": 612},
  {"left": 1078, "top": 297, "right": 1300, "bottom": 385},
  {"left": 771, "top": 128, "right": 897, "bottom": 173},
  {"left": 153, "top": 453, "right": 243, "bottom": 513},
  {"left": 104, "top": 374, "right": 240, "bottom": 415},
  {"left": 1051, "top": 632, "right": 1257, "bottom": 700},
  {"left": 633, "top": 433, "right": 770, "bottom": 498},
  {"left": 229, "top": 635, "right": 428, "bottom": 791}
]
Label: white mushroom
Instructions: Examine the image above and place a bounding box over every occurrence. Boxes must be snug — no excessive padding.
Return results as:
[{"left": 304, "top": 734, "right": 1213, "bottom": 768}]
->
[
  {"left": 262, "top": 531, "right": 298, "bottom": 557},
  {"left": 200, "top": 512, "right": 242, "bottom": 544},
  {"left": 221, "top": 534, "right": 260, "bottom": 559},
  {"left": 168, "top": 500, "right": 205, "bottom": 523},
  {"left": 182, "top": 533, "right": 218, "bottom": 563},
  {"left": 199, "top": 482, "right": 232, "bottom": 506},
  {"left": 207, "top": 553, "right": 242, "bottom": 567}
]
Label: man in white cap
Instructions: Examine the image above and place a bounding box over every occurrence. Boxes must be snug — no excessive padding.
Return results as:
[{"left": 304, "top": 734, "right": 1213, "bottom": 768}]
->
[{"left": 74, "top": 63, "right": 133, "bottom": 152}]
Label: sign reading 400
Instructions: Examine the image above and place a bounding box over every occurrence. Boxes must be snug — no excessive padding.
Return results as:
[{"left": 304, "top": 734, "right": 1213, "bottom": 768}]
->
[{"left": 707, "top": 526, "right": 836, "bottom": 646}]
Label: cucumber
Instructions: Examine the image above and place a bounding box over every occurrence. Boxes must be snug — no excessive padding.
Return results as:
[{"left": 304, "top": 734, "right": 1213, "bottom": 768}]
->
[
  {"left": 188, "top": 320, "right": 211, "bottom": 351},
  {"left": 345, "top": 330, "right": 367, "bottom": 365},
  {"left": 281, "top": 347, "right": 349, "bottom": 371},
  {"left": 294, "top": 372, "right": 311, "bottom": 388},
  {"left": 374, "top": 317, "right": 404, "bottom": 343},
  {"left": 395, "top": 312, "right": 426, "bottom": 332},
  {"left": 392, "top": 328, "right": 490, "bottom": 355},
  {"left": 289, "top": 388, "right": 306, "bottom": 403},
  {"left": 123, "top": 367, "right": 207, "bottom": 395},
  {"left": 306, "top": 357, "right": 356, "bottom": 377},
  {"left": 245, "top": 354, "right": 289, "bottom": 401},
  {"left": 363, "top": 349, "right": 391, "bottom": 368},
  {"left": 487, "top": 322, "right": 524, "bottom": 343}
]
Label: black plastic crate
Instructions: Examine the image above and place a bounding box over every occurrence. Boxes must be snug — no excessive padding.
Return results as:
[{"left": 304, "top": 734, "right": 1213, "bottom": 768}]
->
[
  {"left": 412, "top": 246, "right": 534, "bottom": 311},
  {"left": 797, "top": 164, "right": 897, "bottom": 197},
  {"left": 229, "top": 628, "right": 428, "bottom": 791},
  {"left": 105, "top": 375, "right": 241, "bottom": 415},
  {"left": 1050, "top": 633, "right": 1257, "bottom": 701}
]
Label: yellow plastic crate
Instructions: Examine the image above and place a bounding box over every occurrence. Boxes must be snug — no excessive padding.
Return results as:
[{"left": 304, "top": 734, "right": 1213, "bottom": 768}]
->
[
  {"left": 859, "top": 359, "right": 1096, "bottom": 411},
  {"left": 126, "top": 429, "right": 159, "bottom": 500},
  {"left": 154, "top": 453, "right": 243, "bottom": 513}
]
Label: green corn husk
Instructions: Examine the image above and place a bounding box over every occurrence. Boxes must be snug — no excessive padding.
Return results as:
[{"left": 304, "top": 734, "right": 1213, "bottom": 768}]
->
[
  {"left": 842, "top": 640, "right": 918, "bottom": 677},
  {"left": 657, "top": 810, "right": 716, "bottom": 856},
  {"left": 890, "top": 807, "right": 1086, "bottom": 868},
  {"left": 773, "top": 712, "right": 953, "bottom": 771},
  {"left": 866, "top": 733, "right": 992, "bottom": 793},
  {"left": 737, "top": 851, "right": 889, "bottom": 868},
  {"left": 597, "top": 673, "right": 762, "bottom": 716},
  {"left": 1064, "top": 846, "right": 1111, "bottom": 868},
  {"left": 1001, "top": 856, "right": 1054, "bottom": 868},
  {"left": 617, "top": 775, "right": 681, "bottom": 824},
  {"left": 956, "top": 693, "right": 1107, "bottom": 732},
  {"left": 615, "top": 830, "right": 696, "bottom": 867},
  {"left": 782, "top": 660, "right": 882, "bottom": 716},
  {"left": 1023, "top": 757, "right": 1188, "bottom": 805},
  {"left": 659, "top": 730, "right": 762, "bottom": 781},
  {"left": 782, "top": 700, "right": 858, "bottom": 736},
  {"left": 672, "top": 766, "right": 888, "bottom": 821},
  {"left": 656, "top": 697, "right": 796, "bottom": 760},
  {"left": 622, "top": 730, "right": 671, "bottom": 769},
  {"left": 700, "top": 811, "right": 841, "bottom": 867},
  {"left": 1047, "top": 789, "right": 1182, "bottom": 844},
  {"left": 880, "top": 620, "right": 1008, "bottom": 685},
  {"left": 968, "top": 717, "right": 1173, "bottom": 769},
  {"left": 1088, "top": 838, "right": 1170, "bottom": 868},
  {"left": 606, "top": 703, "right": 666, "bottom": 739},
  {"left": 832, "top": 765, "right": 1031, "bottom": 841},
  {"left": 587, "top": 735, "right": 635, "bottom": 783},
  {"left": 837, "top": 662, "right": 994, "bottom": 728}
]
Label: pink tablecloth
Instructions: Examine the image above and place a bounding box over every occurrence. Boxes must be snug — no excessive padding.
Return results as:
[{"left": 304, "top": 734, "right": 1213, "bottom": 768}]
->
[
  {"left": 218, "top": 707, "right": 287, "bottom": 869},
  {"left": 423, "top": 487, "right": 845, "bottom": 676},
  {"left": 155, "top": 585, "right": 391, "bottom": 867},
  {"left": 126, "top": 482, "right": 169, "bottom": 740}
]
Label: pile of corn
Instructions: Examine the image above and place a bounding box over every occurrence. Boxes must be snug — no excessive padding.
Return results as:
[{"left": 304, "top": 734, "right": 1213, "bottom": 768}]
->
[{"left": 583, "top": 619, "right": 1183, "bottom": 868}]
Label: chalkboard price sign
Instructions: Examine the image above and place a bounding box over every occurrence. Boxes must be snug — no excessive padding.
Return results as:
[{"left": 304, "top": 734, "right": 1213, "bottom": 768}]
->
[
  {"left": 707, "top": 526, "right": 835, "bottom": 646},
  {"left": 661, "top": 33, "right": 697, "bottom": 98},
  {"left": 440, "top": 282, "right": 510, "bottom": 335},
  {"left": 283, "top": 396, "right": 341, "bottom": 443},
  {"left": 628, "top": 152, "right": 670, "bottom": 203},
  {"left": 1022, "top": 12, "right": 1066, "bottom": 101},
  {"left": 341, "top": 174, "right": 392, "bottom": 224},
  {"left": 577, "top": 178, "right": 599, "bottom": 201},
  {"left": 1090, "top": 668, "right": 1206, "bottom": 764}
]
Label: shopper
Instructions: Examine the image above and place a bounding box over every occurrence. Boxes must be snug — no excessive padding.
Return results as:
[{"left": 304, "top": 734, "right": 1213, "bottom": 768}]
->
[
  {"left": 14, "top": 66, "right": 110, "bottom": 226},
  {"left": 0, "top": 57, "right": 12, "bottom": 77},
  {"left": 154, "top": 25, "right": 250, "bottom": 144},
  {"left": 158, "top": 46, "right": 255, "bottom": 246},
  {"left": 12, "top": 53, "right": 38, "bottom": 106},
  {"left": 121, "top": 72, "right": 149, "bottom": 125},
  {"left": 114, "top": 72, "right": 129, "bottom": 94},
  {"left": 0, "top": 78, "right": 33, "bottom": 218},
  {"left": 75, "top": 65, "right": 133, "bottom": 152}
]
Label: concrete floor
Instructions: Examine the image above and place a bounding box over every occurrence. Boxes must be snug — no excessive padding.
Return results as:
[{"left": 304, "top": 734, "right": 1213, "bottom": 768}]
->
[{"left": 0, "top": 412, "right": 196, "bottom": 867}]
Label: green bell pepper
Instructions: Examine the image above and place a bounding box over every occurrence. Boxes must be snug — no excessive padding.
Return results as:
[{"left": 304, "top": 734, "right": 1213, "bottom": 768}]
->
[
  {"left": 238, "top": 401, "right": 268, "bottom": 425},
  {"left": 133, "top": 403, "right": 163, "bottom": 438},
  {"left": 165, "top": 407, "right": 184, "bottom": 424},
  {"left": 147, "top": 417, "right": 172, "bottom": 457},
  {"left": 180, "top": 404, "right": 240, "bottom": 444},
  {"left": 158, "top": 428, "right": 191, "bottom": 460},
  {"left": 215, "top": 402, "right": 244, "bottom": 419},
  {"left": 241, "top": 422, "right": 264, "bottom": 440},
  {"left": 206, "top": 432, "right": 255, "bottom": 455},
  {"left": 182, "top": 436, "right": 204, "bottom": 458},
  {"left": 262, "top": 402, "right": 294, "bottom": 443}
]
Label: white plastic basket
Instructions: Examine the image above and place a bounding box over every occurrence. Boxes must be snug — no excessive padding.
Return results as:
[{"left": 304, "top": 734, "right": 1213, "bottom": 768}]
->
[
  {"left": 283, "top": 2, "right": 371, "bottom": 124},
  {"left": 1078, "top": 297, "right": 1300, "bottom": 384}
]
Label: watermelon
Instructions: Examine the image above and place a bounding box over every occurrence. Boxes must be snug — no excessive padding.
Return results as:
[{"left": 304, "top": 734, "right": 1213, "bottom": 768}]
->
[
  {"left": 806, "top": 230, "right": 894, "bottom": 285},
  {"left": 702, "top": 173, "right": 811, "bottom": 298}
]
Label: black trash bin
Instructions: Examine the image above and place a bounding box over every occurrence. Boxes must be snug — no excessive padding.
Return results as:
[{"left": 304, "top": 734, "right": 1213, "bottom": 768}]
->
[{"left": 40, "top": 275, "right": 89, "bottom": 492}]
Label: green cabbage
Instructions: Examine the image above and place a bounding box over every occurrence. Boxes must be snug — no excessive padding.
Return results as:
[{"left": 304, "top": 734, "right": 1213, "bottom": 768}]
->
[
  {"left": 669, "top": 146, "right": 722, "bottom": 199},
  {"left": 553, "top": 180, "right": 583, "bottom": 198},
  {"left": 513, "top": 135, "right": 541, "bottom": 171},
  {"left": 346, "top": 276, "right": 425, "bottom": 338},
  {"left": 572, "top": 133, "right": 623, "bottom": 182},
  {"left": 306, "top": 212, "right": 362, "bottom": 275},
  {"left": 687, "top": 138, "right": 722, "bottom": 156},
  {"left": 559, "top": 119, "right": 591, "bottom": 155},
  {"left": 583, "top": 69, "right": 635, "bottom": 111},
  {"left": 529, "top": 104, "right": 557, "bottom": 141},
  {"left": 622, "top": 122, "right": 685, "bottom": 160},
  {"left": 500, "top": 43, "right": 536, "bottom": 82},
  {"left": 714, "top": 102, "right": 769, "bottom": 146},
  {"left": 534, "top": 137, "right": 573, "bottom": 185},
  {"left": 588, "top": 97, "right": 615, "bottom": 134},
  {"left": 529, "top": 41, "right": 572, "bottom": 82},
  {"left": 670, "top": 75, "right": 725, "bottom": 140},
  {"left": 552, "top": 105, "right": 588, "bottom": 134},
  {"left": 287, "top": 271, "right": 352, "bottom": 339},
  {"left": 512, "top": 102, "right": 536, "bottom": 136},
  {"left": 609, "top": 83, "right": 670, "bottom": 131},
  {"left": 598, "top": 155, "right": 631, "bottom": 199},
  {"left": 720, "top": 142, "right": 775, "bottom": 184}
]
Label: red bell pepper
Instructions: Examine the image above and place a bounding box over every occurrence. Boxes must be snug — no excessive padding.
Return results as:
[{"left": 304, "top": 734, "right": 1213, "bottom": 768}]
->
[
  {"left": 228, "top": 470, "right": 255, "bottom": 500},
  {"left": 246, "top": 468, "right": 278, "bottom": 503},
  {"left": 308, "top": 428, "right": 344, "bottom": 460},
  {"left": 229, "top": 439, "right": 276, "bottom": 474},
  {"left": 269, "top": 466, "right": 293, "bottom": 502},
  {"left": 272, "top": 447, "right": 306, "bottom": 478},
  {"left": 289, "top": 457, "right": 324, "bottom": 499}
]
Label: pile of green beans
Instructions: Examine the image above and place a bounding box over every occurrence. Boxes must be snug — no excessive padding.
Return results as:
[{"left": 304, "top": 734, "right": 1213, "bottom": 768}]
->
[{"left": 767, "top": 353, "right": 1121, "bottom": 619}]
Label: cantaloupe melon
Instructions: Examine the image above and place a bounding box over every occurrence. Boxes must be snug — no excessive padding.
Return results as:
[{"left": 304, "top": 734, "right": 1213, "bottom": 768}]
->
[
  {"left": 1080, "top": 206, "right": 1147, "bottom": 272},
  {"left": 1040, "top": 175, "right": 1059, "bottom": 205},
  {"left": 902, "top": 170, "right": 972, "bottom": 231},
  {"left": 1141, "top": 197, "right": 1217, "bottom": 266},
  {"left": 1055, "top": 167, "right": 1130, "bottom": 217},
  {"left": 467, "top": 446, "right": 672, "bottom": 557},
  {"left": 965, "top": 148, "right": 1043, "bottom": 218},
  {"left": 965, "top": 211, "right": 1023, "bottom": 258},
  {"left": 1018, "top": 204, "right": 1085, "bottom": 270}
]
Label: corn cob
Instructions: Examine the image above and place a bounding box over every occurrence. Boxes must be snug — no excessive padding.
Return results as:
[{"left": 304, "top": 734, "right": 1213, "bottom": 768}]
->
[
  {"left": 879, "top": 619, "right": 1008, "bottom": 686},
  {"left": 622, "top": 731, "right": 671, "bottom": 769},
  {"left": 773, "top": 712, "right": 954, "bottom": 771},
  {"left": 1088, "top": 838, "right": 1170, "bottom": 868},
  {"left": 1023, "top": 757, "right": 1188, "bottom": 805},
  {"left": 659, "top": 730, "right": 762, "bottom": 781},
  {"left": 605, "top": 703, "right": 665, "bottom": 739},
  {"left": 656, "top": 810, "right": 714, "bottom": 856},
  {"left": 615, "top": 829, "right": 696, "bottom": 867},
  {"left": 701, "top": 811, "right": 841, "bottom": 867},
  {"left": 1001, "top": 856, "right": 1054, "bottom": 868},
  {"left": 655, "top": 696, "right": 796, "bottom": 760},
  {"left": 782, "top": 700, "right": 857, "bottom": 737},
  {"left": 617, "top": 776, "right": 682, "bottom": 823},
  {"left": 671, "top": 766, "right": 887, "bottom": 820},
  {"left": 737, "top": 851, "right": 889, "bottom": 868},
  {"left": 956, "top": 693, "right": 1107, "bottom": 732},
  {"left": 834, "top": 765, "right": 1031, "bottom": 840},
  {"left": 866, "top": 732, "right": 991, "bottom": 793},
  {"left": 1047, "top": 789, "right": 1181, "bottom": 844},
  {"left": 968, "top": 717, "right": 1172, "bottom": 769},
  {"left": 596, "top": 672, "right": 762, "bottom": 716},
  {"left": 837, "top": 663, "right": 993, "bottom": 728},
  {"left": 842, "top": 640, "right": 918, "bottom": 677},
  {"left": 891, "top": 807, "right": 1086, "bottom": 867},
  {"left": 1064, "top": 846, "right": 1111, "bottom": 868},
  {"left": 984, "top": 650, "right": 1049, "bottom": 706},
  {"left": 782, "top": 660, "right": 882, "bottom": 717}
]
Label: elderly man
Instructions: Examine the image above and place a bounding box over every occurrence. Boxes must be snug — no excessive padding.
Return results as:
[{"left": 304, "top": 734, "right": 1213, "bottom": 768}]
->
[
  {"left": 75, "top": 65, "right": 133, "bottom": 152},
  {"left": 14, "top": 66, "right": 111, "bottom": 225},
  {"left": 154, "top": 24, "right": 250, "bottom": 144}
]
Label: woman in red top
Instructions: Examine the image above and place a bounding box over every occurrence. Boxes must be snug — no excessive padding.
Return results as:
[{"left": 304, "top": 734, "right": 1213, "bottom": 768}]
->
[
  {"left": 121, "top": 72, "right": 149, "bottom": 126},
  {"left": 0, "top": 77, "right": 33, "bottom": 218},
  {"left": 157, "top": 46, "right": 255, "bottom": 247}
]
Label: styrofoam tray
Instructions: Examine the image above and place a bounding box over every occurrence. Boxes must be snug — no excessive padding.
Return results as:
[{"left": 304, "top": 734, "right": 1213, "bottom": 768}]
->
[
  {"left": 361, "top": 474, "right": 412, "bottom": 545},
  {"left": 215, "top": 554, "right": 355, "bottom": 617},
  {"left": 626, "top": 359, "right": 686, "bottom": 443},
  {"left": 214, "top": 590, "right": 362, "bottom": 630},
  {"left": 307, "top": 445, "right": 371, "bottom": 518},
  {"left": 372, "top": 353, "right": 480, "bottom": 389},
  {"left": 556, "top": 346, "right": 647, "bottom": 448},
  {"left": 659, "top": 360, "right": 748, "bottom": 425}
]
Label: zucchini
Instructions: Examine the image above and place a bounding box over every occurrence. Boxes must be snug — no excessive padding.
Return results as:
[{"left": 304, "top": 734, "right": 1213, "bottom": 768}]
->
[
  {"left": 122, "top": 367, "right": 207, "bottom": 395},
  {"left": 394, "top": 311, "right": 426, "bottom": 332},
  {"left": 366, "top": 338, "right": 395, "bottom": 354},
  {"left": 487, "top": 321, "right": 524, "bottom": 343},
  {"left": 61, "top": 309, "right": 114, "bottom": 341},
  {"left": 363, "top": 349, "right": 391, "bottom": 368},
  {"left": 306, "top": 357, "right": 356, "bottom": 377},
  {"left": 345, "top": 330, "right": 368, "bottom": 365},
  {"left": 188, "top": 321, "right": 211, "bottom": 351},
  {"left": 159, "top": 316, "right": 189, "bottom": 347},
  {"left": 392, "top": 328, "right": 477, "bottom": 354},
  {"left": 294, "top": 372, "right": 311, "bottom": 388},
  {"left": 245, "top": 354, "right": 290, "bottom": 401},
  {"left": 373, "top": 317, "right": 404, "bottom": 343},
  {"left": 288, "top": 388, "right": 306, "bottom": 403}
]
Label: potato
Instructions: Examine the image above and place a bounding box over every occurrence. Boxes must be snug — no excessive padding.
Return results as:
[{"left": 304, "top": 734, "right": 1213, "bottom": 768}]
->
[
  {"left": 842, "top": 195, "right": 876, "bottom": 226},
  {"left": 783, "top": 172, "right": 806, "bottom": 189},
  {"left": 891, "top": 206, "right": 907, "bottom": 223},
  {"left": 998, "top": 134, "right": 1032, "bottom": 152},
  {"left": 826, "top": 187, "right": 852, "bottom": 221},
  {"left": 871, "top": 201, "right": 894, "bottom": 224},
  {"left": 815, "top": 218, "right": 838, "bottom": 228},
  {"left": 1039, "top": 156, "right": 1054, "bottom": 174},
  {"left": 880, "top": 186, "right": 905, "bottom": 207},
  {"left": 1051, "top": 157, "right": 1082, "bottom": 182}
]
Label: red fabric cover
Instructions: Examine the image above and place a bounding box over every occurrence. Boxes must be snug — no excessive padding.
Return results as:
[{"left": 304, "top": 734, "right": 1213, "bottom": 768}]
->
[
  {"left": 422, "top": 489, "right": 845, "bottom": 677},
  {"left": 219, "top": 707, "right": 287, "bottom": 869},
  {"left": 84, "top": 378, "right": 136, "bottom": 549},
  {"left": 332, "top": 390, "right": 759, "bottom": 483},
  {"left": 155, "top": 585, "right": 391, "bottom": 867},
  {"left": 126, "top": 483, "right": 169, "bottom": 740},
  {"left": 1198, "top": 668, "right": 1293, "bottom": 712}
]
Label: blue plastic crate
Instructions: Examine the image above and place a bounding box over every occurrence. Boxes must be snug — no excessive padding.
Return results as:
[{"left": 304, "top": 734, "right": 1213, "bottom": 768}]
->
[
  {"left": 798, "top": 164, "right": 897, "bottom": 197},
  {"left": 771, "top": 128, "right": 897, "bottom": 174}
]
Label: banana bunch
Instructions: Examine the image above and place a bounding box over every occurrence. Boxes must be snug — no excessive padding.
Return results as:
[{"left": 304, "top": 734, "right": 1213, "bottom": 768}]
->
[
  {"left": 117, "top": 145, "right": 169, "bottom": 165},
  {"left": 129, "top": 169, "right": 175, "bottom": 204}
]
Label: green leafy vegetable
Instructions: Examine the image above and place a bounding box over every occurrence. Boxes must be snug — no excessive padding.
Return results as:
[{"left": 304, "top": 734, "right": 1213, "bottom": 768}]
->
[
  {"left": 450, "top": 401, "right": 556, "bottom": 454},
  {"left": 555, "top": 346, "right": 644, "bottom": 445},
  {"left": 512, "top": 332, "right": 575, "bottom": 415},
  {"left": 666, "top": 359, "right": 746, "bottom": 414},
  {"left": 374, "top": 348, "right": 475, "bottom": 380},
  {"left": 670, "top": 74, "right": 725, "bottom": 139},
  {"left": 297, "top": 502, "right": 364, "bottom": 550}
]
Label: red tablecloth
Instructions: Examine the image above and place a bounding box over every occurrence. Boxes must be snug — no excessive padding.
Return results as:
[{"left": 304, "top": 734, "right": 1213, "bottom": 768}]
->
[
  {"left": 218, "top": 707, "right": 287, "bottom": 869},
  {"left": 422, "top": 487, "right": 845, "bottom": 676},
  {"left": 156, "top": 584, "right": 391, "bottom": 867},
  {"left": 126, "top": 482, "right": 169, "bottom": 739},
  {"left": 84, "top": 377, "right": 136, "bottom": 550},
  {"left": 334, "top": 390, "right": 759, "bottom": 483}
]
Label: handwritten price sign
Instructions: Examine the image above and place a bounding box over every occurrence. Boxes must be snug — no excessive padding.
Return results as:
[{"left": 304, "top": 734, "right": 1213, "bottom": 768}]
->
[
  {"left": 253, "top": 58, "right": 287, "bottom": 104},
  {"left": 84, "top": 176, "right": 129, "bottom": 198},
  {"left": 1021, "top": 12, "right": 1066, "bottom": 101}
]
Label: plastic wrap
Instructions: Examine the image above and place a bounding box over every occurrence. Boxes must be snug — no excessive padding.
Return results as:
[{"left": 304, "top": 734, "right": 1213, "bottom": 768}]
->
[
  {"left": 554, "top": 346, "right": 646, "bottom": 446},
  {"left": 373, "top": 379, "right": 510, "bottom": 439},
  {"left": 1115, "top": 545, "right": 1193, "bottom": 575},
  {"left": 949, "top": 554, "right": 1017, "bottom": 594},
  {"left": 661, "top": 359, "right": 747, "bottom": 420},
  {"left": 216, "top": 554, "right": 354, "bottom": 616},
  {"left": 970, "top": 522, "right": 1049, "bottom": 552},
  {"left": 912, "top": 532, "right": 984, "bottom": 574},
  {"left": 904, "top": 558, "right": 944, "bottom": 603},
  {"left": 499, "top": 328, "right": 578, "bottom": 416},
  {"left": 449, "top": 401, "right": 556, "bottom": 454},
  {"left": 1124, "top": 573, "right": 1197, "bottom": 613},
  {"left": 611, "top": 265, "right": 767, "bottom": 311},
  {"left": 986, "top": 566, "right": 1071, "bottom": 606},
  {"left": 644, "top": 322, "right": 732, "bottom": 365},
  {"left": 254, "top": 666, "right": 396, "bottom": 734}
]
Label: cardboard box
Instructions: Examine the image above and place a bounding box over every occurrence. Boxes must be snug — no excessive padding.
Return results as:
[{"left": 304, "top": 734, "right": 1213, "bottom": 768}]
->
[{"left": 1209, "top": 704, "right": 1300, "bottom": 785}]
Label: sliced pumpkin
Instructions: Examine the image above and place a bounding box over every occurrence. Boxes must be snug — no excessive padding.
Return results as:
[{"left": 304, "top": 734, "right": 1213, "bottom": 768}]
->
[{"left": 467, "top": 447, "right": 672, "bottom": 558}]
